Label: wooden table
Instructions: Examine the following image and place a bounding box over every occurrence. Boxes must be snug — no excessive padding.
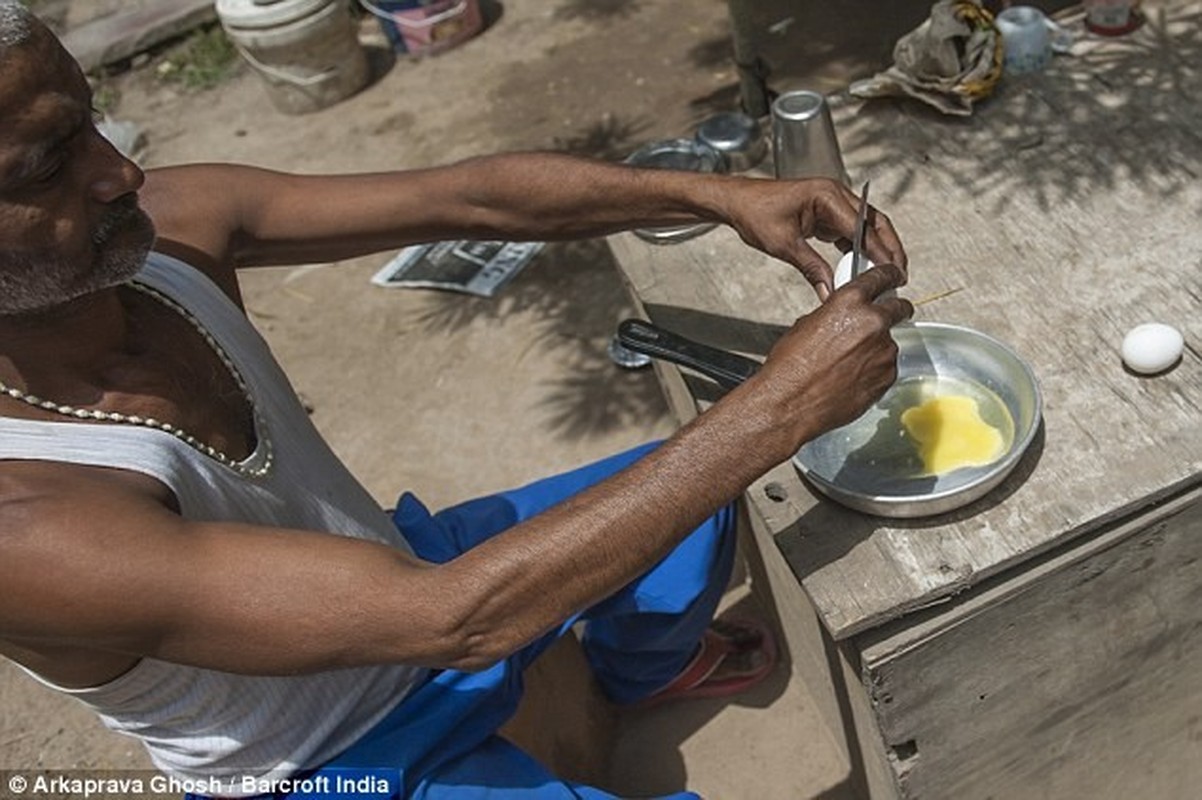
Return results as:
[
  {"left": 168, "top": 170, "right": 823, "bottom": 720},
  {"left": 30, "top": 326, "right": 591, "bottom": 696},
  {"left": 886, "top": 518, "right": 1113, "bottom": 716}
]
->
[{"left": 608, "top": 5, "right": 1202, "bottom": 797}]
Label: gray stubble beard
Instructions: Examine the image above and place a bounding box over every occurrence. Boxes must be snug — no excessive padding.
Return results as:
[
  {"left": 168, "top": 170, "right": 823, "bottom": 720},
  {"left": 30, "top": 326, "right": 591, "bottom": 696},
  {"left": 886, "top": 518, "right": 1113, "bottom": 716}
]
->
[{"left": 0, "top": 199, "right": 156, "bottom": 316}]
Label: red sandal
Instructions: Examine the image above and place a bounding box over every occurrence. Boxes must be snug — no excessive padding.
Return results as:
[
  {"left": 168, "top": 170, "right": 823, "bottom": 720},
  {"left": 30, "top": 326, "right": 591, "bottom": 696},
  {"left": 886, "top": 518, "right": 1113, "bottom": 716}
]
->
[{"left": 643, "top": 616, "right": 777, "bottom": 706}]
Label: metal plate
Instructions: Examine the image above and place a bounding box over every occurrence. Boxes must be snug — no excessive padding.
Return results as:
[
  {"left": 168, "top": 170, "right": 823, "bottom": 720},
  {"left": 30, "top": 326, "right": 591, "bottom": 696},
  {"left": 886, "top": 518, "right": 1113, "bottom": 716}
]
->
[
  {"left": 624, "top": 138, "right": 725, "bottom": 244},
  {"left": 793, "top": 322, "right": 1042, "bottom": 518}
]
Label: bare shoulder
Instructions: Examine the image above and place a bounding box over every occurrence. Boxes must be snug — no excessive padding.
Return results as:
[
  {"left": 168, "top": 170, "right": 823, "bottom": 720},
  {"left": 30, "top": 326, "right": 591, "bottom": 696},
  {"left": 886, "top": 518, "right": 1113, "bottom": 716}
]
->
[
  {"left": 0, "top": 460, "right": 178, "bottom": 564},
  {"left": 0, "top": 461, "right": 178, "bottom": 621},
  {"left": 0, "top": 461, "right": 179, "bottom": 681},
  {"left": 0, "top": 458, "right": 174, "bottom": 522},
  {"left": 140, "top": 165, "right": 256, "bottom": 302}
]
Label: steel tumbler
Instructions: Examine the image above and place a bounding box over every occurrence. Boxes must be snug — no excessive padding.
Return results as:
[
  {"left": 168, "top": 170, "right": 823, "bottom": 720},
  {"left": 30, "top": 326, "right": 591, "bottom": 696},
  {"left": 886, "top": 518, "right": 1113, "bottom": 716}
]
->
[{"left": 771, "top": 90, "right": 848, "bottom": 183}]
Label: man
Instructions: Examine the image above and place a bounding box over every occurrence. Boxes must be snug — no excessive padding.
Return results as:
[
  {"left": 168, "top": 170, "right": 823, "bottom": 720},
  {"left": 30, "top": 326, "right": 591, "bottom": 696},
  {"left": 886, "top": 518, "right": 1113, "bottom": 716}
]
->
[{"left": 0, "top": 4, "right": 911, "bottom": 798}]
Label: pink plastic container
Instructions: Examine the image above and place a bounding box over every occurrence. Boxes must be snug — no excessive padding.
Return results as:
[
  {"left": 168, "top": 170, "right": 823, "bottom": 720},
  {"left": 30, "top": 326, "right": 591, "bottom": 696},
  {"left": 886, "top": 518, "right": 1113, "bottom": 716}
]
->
[{"left": 359, "top": 0, "right": 483, "bottom": 56}]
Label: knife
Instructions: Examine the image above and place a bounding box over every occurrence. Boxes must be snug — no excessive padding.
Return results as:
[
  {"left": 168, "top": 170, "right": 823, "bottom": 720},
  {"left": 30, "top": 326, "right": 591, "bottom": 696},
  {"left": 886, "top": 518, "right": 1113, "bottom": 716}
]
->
[
  {"left": 616, "top": 319, "right": 759, "bottom": 390},
  {"left": 850, "top": 180, "right": 871, "bottom": 280}
]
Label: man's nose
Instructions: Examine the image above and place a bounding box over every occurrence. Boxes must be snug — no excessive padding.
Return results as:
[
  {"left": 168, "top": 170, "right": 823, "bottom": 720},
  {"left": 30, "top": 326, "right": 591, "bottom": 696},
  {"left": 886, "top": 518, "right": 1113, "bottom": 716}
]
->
[{"left": 88, "top": 132, "right": 145, "bottom": 202}]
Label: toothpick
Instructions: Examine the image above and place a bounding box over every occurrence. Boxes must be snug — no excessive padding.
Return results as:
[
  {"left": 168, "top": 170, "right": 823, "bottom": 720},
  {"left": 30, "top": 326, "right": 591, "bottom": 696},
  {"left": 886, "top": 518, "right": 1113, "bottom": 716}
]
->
[{"left": 913, "top": 287, "right": 965, "bottom": 307}]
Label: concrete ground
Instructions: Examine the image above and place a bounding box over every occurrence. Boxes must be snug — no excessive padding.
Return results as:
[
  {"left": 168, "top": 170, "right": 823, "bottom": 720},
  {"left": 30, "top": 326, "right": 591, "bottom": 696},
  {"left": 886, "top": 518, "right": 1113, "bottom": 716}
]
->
[{"left": 1, "top": 0, "right": 931, "bottom": 795}]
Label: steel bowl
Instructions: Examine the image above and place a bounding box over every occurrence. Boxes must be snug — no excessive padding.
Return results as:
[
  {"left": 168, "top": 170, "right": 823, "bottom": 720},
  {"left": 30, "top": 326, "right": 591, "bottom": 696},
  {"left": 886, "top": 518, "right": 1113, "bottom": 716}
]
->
[
  {"left": 624, "top": 138, "right": 726, "bottom": 244},
  {"left": 617, "top": 319, "right": 1042, "bottom": 519},
  {"left": 794, "top": 322, "right": 1042, "bottom": 517},
  {"left": 695, "top": 111, "right": 767, "bottom": 173}
]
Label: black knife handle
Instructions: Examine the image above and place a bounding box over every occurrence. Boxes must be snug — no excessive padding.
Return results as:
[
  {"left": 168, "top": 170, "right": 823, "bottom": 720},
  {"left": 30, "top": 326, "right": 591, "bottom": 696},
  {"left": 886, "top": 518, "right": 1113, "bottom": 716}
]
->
[{"left": 616, "top": 319, "right": 760, "bottom": 390}]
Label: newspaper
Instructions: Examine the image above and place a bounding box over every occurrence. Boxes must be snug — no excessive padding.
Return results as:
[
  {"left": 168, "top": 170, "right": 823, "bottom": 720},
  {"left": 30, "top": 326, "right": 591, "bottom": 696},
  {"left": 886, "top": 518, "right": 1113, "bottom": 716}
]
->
[{"left": 370, "top": 240, "right": 544, "bottom": 298}]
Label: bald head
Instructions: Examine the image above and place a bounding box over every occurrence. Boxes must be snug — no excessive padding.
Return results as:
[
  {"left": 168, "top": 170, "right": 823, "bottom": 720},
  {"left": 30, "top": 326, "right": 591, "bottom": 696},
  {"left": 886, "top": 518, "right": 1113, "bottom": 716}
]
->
[{"left": 0, "top": 1, "right": 34, "bottom": 49}]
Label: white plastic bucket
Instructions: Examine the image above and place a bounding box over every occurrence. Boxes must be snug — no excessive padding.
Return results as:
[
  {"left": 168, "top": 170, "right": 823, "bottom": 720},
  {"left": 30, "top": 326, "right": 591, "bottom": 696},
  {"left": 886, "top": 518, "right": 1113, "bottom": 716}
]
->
[
  {"left": 358, "top": 0, "right": 483, "bottom": 57},
  {"left": 216, "top": 0, "right": 370, "bottom": 115}
]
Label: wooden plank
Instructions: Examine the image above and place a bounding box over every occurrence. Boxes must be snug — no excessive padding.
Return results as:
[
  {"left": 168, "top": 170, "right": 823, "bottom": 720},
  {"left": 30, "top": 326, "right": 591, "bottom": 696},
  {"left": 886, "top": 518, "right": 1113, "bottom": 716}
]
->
[
  {"left": 615, "top": 258, "right": 866, "bottom": 795},
  {"left": 61, "top": 0, "right": 218, "bottom": 73},
  {"left": 854, "top": 487, "right": 1202, "bottom": 799},
  {"left": 605, "top": 1, "right": 1202, "bottom": 640}
]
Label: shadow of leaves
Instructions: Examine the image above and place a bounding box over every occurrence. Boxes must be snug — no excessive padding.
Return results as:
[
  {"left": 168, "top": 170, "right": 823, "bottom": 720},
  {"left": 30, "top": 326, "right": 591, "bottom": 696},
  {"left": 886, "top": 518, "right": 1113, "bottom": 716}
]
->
[
  {"left": 688, "top": 34, "right": 734, "bottom": 71},
  {"left": 410, "top": 240, "right": 603, "bottom": 331},
  {"left": 410, "top": 239, "right": 668, "bottom": 438},
  {"left": 537, "top": 359, "right": 669, "bottom": 439},
  {"left": 686, "top": 83, "right": 746, "bottom": 123},
  {"left": 842, "top": 5, "right": 1202, "bottom": 213},
  {"left": 552, "top": 113, "right": 655, "bottom": 161},
  {"left": 553, "top": 0, "right": 643, "bottom": 22}
]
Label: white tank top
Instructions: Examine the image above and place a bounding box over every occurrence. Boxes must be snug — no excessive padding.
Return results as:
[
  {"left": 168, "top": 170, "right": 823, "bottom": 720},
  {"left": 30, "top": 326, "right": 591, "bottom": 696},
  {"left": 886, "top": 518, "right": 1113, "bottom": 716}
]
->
[{"left": 1, "top": 253, "right": 427, "bottom": 795}]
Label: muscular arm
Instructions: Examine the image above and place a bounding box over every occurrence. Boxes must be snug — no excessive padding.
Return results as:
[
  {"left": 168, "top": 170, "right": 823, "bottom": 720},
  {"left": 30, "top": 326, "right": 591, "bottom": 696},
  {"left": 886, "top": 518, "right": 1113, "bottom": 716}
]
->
[
  {"left": 82, "top": 155, "right": 915, "bottom": 676},
  {"left": 140, "top": 154, "right": 906, "bottom": 301},
  {"left": 1, "top": 401, "right": 764, "bottom": 676},
  {"left": 0, "top": 268, "right": 910, "bottom": 677}
]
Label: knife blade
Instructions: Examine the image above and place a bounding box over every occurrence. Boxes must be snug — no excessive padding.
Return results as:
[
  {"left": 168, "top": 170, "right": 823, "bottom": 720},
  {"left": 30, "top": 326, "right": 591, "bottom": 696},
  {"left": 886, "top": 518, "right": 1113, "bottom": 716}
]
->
[{"left": 850, "top": 180, "right": 871, "bottom": 280}]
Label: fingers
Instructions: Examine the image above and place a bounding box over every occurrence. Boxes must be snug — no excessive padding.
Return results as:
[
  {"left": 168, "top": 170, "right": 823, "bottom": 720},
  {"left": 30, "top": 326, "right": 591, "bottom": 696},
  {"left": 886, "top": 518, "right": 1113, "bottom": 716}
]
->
[
  {"left": 866, "top": 210, "right": 908, "bottom": 274},
  {"left": 825, "top": 182, "right": 907, "bottom": 270},
  {"left": 730, "top": 176, "right": 907, "bottom": 302},
  {"left": 811, "top": 182, "right": 907, "bottom": 278},
  {"left": 811, "top": 180, "right": 863, "bottom": 246},
  {"left": 848, "top": 262, "right": 907, "bottom": 299},
  {"left": 791, "top": 240, "right": 835, "bottom": 302},
  {"left": 875, "top": 294, "right": 915, "bottom": 326},
  {"left": 839, "top": 263, "right": 913, "bottom": 324}
]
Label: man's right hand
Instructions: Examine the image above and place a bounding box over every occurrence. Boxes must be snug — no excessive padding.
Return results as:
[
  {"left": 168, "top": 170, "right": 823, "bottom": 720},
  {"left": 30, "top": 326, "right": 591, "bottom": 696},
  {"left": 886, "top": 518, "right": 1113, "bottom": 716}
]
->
[{"left": 745, "top": 263, "right": 914, "bottom": 452}]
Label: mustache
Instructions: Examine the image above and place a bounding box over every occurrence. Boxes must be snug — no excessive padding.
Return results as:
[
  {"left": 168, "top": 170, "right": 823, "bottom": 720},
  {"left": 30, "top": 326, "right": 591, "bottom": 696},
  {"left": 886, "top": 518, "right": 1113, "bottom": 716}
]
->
[{"left": 92, "top": 196, "right": 152, "bottom": 246}]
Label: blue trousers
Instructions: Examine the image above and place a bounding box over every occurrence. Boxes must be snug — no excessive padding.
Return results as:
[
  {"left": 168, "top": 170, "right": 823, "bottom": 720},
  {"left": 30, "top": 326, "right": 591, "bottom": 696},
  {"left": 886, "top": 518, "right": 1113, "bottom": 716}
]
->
[{"left": 197, "top": 442, "right": 738, "bottom": 799}]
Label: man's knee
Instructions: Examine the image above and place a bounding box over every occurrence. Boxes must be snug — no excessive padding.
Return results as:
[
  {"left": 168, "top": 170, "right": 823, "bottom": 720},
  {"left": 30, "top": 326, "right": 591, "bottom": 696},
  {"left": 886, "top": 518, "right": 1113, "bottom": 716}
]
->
[{"left": 499, "top": 634, "right": 618, "bottom": 786}]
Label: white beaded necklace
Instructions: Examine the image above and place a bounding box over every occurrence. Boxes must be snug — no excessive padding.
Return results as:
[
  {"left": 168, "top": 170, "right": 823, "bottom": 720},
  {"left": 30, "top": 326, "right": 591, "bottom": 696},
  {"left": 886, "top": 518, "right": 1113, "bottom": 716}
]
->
[{"left": 0, "top": 281, "right": 273, "bottom": 478}]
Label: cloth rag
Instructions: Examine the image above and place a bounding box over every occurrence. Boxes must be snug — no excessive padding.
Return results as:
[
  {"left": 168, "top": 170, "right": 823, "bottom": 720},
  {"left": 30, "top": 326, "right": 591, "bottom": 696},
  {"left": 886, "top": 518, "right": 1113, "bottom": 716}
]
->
[{"left": 850, "top": 0, "right": 1003, "bottom": 116}]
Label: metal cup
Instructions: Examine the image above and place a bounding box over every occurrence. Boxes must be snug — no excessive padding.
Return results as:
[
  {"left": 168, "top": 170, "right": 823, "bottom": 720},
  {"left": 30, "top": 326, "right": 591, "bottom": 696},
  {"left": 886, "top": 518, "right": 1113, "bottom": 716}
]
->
[
  {"left": 695, "top": 111, "right": 767, "bottom": 173},
  {"left": 771, "top": 90, "right": 848, "bottom": 184}
]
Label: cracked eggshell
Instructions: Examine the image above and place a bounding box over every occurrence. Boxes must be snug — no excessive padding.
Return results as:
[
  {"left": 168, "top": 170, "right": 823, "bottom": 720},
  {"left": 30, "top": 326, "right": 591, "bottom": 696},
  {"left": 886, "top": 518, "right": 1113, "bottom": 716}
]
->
[
  {"left": 1121, "top": 323, "right": 1184, "bottom": 375},
  {"left": 834, "top": 251, "right": 896, "bottom": 300},
  {"left": 834, "top": 250, "right": 873, "bottom": 289}
]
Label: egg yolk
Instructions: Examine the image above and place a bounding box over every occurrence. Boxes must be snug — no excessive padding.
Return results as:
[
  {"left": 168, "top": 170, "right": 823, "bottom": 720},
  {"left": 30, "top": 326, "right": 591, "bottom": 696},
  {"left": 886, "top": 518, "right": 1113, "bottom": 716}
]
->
[{"left": 901, "top": 395, "right": 1005, "bottom": 476}]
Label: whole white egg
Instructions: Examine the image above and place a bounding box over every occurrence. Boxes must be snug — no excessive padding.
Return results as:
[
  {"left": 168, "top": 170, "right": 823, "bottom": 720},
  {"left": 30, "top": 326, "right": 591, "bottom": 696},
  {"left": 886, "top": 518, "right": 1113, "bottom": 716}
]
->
[{"left": 1120, "top": 323, "right": 1184, "bottom": 375}]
